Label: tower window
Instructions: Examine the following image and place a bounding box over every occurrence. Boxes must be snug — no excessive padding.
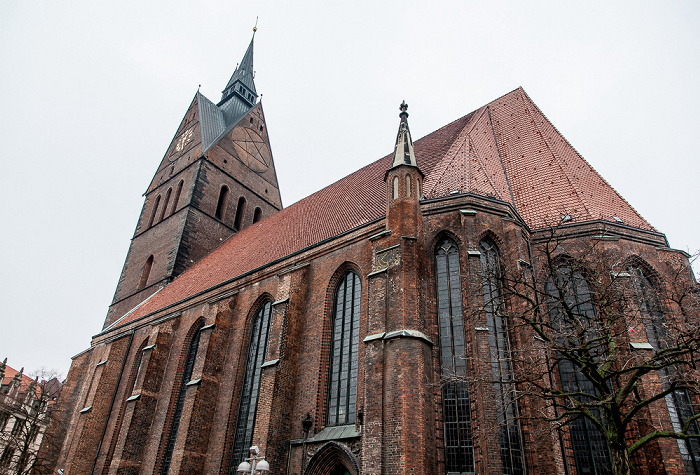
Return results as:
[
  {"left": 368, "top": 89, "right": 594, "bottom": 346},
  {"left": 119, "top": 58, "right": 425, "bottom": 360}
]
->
[
  {"left": 215, "top": 185, "right": 229, "bottom": 221},
  {"left": 253, "top": 207, "right": 262, "bottom": 223},
  {"left": 435, "top": 238, "right": 474, "bottom": 473},
  {"left": 405, "top": 174, "right": 411, "bottom": 198},
  {"left": 327, "top": 272, "right": 361, "bottom": 426},
  {"left": 147, "top": 195, "right": 161, "bottom": 228},
  {"left": 393, "top": 176, "right": 399, "bottom": 200},
  {"left": 230, "top": 301, "right": 273, "bottom": 467},
  {"left": 170, "top": 180, "right": 183, "bottom": 217},
  {"left": 234, "top": 196, "right": 247, "bottom": 231},
  {"left": 138, "top": 256, "right": 154, "bottom": 290},
  {"left": 159, "top": 187, "right": 172, "bottom": 223}
]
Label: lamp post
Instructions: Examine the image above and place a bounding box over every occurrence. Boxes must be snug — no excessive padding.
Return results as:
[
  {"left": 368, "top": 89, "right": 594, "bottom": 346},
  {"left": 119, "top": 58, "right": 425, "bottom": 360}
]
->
[
  {"left": 301, "top": 413, "right": 313, "bottom": 474},
  {"left": 236, "top": 446, "right": 270, "bottom": 474}
]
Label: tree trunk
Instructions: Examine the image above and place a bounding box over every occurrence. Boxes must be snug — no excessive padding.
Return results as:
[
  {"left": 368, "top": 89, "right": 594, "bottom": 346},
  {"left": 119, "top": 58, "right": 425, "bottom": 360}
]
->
[{"left": 609, "top": 445, "right": 632, "bottom": 475}]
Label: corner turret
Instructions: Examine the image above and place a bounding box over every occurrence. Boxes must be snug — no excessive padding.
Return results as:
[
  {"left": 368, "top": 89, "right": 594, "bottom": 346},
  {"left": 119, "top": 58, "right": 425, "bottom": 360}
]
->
[{"left": 385, "top": 101, "right": 423, "bottom": 236}]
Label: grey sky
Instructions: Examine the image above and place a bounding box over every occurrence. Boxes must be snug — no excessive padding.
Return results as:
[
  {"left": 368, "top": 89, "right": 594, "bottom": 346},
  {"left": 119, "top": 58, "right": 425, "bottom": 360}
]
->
[{"left": 1, "top": 1, "right": 698, "bottom": 377}]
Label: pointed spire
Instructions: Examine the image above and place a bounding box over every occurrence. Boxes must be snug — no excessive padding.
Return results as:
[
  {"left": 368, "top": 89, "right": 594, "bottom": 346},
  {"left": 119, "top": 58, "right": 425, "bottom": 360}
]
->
[
  {"left": 221, "top": 26, "right": 258, "bottom": 105},
  {"left": 391, "top": 101, "right": 417, "bottom": 169}
]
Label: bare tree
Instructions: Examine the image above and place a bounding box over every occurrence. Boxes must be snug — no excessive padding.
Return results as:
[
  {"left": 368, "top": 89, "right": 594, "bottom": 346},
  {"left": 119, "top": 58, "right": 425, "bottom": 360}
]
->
[
  {"left": 0, "top": 365, "right": 62, "bottom": 475},
  {"left": 465, "top": 225, "right": 700, "bottom": 475}
]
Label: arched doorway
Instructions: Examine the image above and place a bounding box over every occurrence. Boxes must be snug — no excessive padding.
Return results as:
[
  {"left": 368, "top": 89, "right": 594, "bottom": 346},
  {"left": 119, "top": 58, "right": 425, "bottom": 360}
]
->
[
  {"left": 329, "top": 465, "right": 350, "bottom": 475},
  {"left": 304, "top": 441, "right": 358, "bottom": 475}
]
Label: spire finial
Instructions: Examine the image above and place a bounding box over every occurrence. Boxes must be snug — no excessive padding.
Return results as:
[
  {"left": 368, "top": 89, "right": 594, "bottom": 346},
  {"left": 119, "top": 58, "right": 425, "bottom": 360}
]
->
[
  {"left": 399, "top": 101, "right": 409, "bottom": 123},
  {"left": 253, "top": 17, "right": 258, "bottom": 34},
  {"left": 390, "top": 101, "right": 418, "bottom": 168}
]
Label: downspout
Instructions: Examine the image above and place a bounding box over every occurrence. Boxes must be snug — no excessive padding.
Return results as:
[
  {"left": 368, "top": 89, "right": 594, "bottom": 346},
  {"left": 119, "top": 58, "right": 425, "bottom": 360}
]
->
[{"left": 90, "top": 330, "right": 135, "bottom": 475}]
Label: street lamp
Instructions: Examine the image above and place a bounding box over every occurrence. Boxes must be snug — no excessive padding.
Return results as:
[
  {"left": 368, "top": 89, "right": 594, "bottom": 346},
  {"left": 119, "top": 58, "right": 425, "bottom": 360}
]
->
[{"left": 236, "top": 446, "right": 270, "bottom": 474}]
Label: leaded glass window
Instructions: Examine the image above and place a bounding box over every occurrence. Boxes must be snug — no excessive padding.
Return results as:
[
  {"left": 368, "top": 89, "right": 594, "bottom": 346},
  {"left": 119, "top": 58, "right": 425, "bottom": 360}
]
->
[
  {"left": 629, "top": 266, "right": 700, "bottom": 475},
  {"left": 546, "top": 267, "right": 611, "bottom": 475},
  {"left": 230, "top": 301, "right": 273, "bottom": 470},
  {"left": 479, "top": 239, "right": 524, "bottom": 475},
  {"left": 327, "top": 272, "right": 361, "bottom": 426},
  {"left": 436, "top": 238, "right": 474, "bottom": 473},
  {"left": 161, "top": 321, "right": 203, "bottom": 474}
]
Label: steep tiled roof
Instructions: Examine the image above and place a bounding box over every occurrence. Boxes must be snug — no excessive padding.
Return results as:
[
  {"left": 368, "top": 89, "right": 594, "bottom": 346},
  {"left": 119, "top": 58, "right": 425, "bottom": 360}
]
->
[
  {"left": 109, "top": 88, "right": 653, "bottom": 329},
  {"left": 2, "top": 364, "right": 35, "bottom": 394}
]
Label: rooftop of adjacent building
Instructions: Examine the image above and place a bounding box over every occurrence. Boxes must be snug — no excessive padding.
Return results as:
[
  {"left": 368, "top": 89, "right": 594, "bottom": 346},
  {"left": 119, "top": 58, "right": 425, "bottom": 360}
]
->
[{"left": 1, "top": 360, "right": 62, "bottom": 401}]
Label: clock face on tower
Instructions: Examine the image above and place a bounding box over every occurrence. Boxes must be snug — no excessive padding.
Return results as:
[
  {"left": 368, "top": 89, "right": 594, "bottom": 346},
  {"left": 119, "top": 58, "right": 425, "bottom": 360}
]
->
[
  {"left": 169, "top": 126, "right": 195, "bottom": 161},
  {"left": 231, "top": 127, "right": 271, "bottom": 173}
]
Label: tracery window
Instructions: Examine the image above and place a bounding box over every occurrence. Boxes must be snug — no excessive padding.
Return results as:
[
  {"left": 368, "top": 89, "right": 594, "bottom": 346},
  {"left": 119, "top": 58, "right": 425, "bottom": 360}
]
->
[
  {"left": 479, "top": 238, "right": 524, "bottom": 475},
  {"left": 629, "top": 265, "right": 700, "bottom": 475},
  {"left": 327, "top": 272, "right": 360, "bottom": 426},
  {"left": 546, "top": 267, "right": 611, "bottom": 475},
  {"left": 435, "top": 238, "right": 474, "bottom": 473},
  {"left": 230, "top": 301, "right": 273, "bottom": 469},
  {"left": 161, "top": 321, "right": 204, "bottom": 474}
]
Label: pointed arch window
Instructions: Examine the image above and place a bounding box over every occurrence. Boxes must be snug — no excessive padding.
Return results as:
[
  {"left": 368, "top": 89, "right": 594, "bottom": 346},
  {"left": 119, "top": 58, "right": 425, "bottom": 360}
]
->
[
  {"left": 161, "top": 321, "right": 204, "bottom": 474},
  {"left": 253, "top": 207, "right": 262, "bottom": 223},
  {"left": 628, "top": 265, "right": 700, "bottom": 474},
  {"left": 216, "top": 185, "right": 230, "bottom": 221},
  {"left": 138, "top": 255, "right": 154, "bottom": 290},
  {"left": 159, "top": 187, "right": 172, "bottom": 223},
  {"left": 147, "top": 195, "right": 161, "bottom": 228},
  {"left": 230, "top": 301, "right": 273, "bottom": 468},
  {"left": 327, "top": 272, "right": 361, "bottom": 427},
  {"left": 435, "top": 238, "right": 474, "bottom": 473},
  {"left": 170, "top": 180, "right": 184, "bottom": 217},
  {"left": 234, "top": 196, "right": 247, "bottom": 230},
  {"left": 546, "top": 267, "right": 611, "bottom": 474},
  {"left": 405, "top": 174, "right": 411, "bottom": 197},
  {"left": 479, "top": 238, "right": 524, "bottom": 475}
]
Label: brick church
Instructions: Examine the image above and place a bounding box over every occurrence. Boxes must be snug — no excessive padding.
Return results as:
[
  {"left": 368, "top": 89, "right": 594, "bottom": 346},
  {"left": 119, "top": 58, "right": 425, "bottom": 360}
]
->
[{"left": 47, "top": 31, "right": 699, "bottom": 474}]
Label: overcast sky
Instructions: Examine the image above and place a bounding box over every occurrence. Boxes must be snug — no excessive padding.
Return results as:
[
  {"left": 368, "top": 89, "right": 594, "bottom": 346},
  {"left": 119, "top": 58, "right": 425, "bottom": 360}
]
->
[{"left": 1, "top": 1, "right": 698, "bottom": 377}]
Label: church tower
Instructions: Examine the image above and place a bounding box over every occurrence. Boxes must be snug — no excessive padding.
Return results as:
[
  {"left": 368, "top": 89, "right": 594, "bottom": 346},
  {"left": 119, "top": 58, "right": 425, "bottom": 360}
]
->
[{"left": 104, "top": 29, "right": 283, "bottom": 329}]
